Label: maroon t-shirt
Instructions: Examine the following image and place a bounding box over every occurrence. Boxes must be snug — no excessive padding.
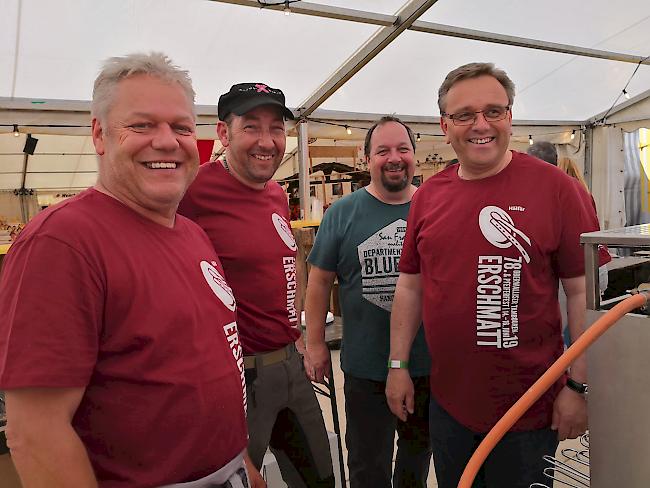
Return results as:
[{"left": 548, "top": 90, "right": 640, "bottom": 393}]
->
[
  {"left": 179, "top": 161, "right": 301, "bottom": 354},
  {"left": 0, "top": 189, "right": 247, "bottom": 487},
  {"left": 400, "top": 151, "right": 610, "bottom": 432}
]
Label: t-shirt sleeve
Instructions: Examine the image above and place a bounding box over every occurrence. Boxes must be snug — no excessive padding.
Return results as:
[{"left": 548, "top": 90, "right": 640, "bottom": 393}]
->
[
  {"left": 555, "top": 182, "right": 605, "bottom": 279},
  {"left": 399, "top": 194, "right": 421, "bottom": 274},
  {"left": 585, "top": 193, "right": 612, "bottom": 267},
  {"left": 307, "top": 206, "right": 341, "bottom": 272},
  {"left": 0, "top": 234, "right": 103, "bottom": 389}
]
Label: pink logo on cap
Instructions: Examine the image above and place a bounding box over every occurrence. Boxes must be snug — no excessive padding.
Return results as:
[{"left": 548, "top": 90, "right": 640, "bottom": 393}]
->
[{"left": 255, "top": 84, "right": 270, "bottom": 93}]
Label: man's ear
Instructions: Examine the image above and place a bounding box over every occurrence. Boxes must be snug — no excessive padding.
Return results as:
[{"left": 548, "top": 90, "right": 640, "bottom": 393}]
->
[
  {"left": 216, "top": 121, "right": 230, "bottom": 147},
  {"left": 440, "top": 118, "right": 450, "bottom": 144},
  {"left": 91, "top": 118, "right": 105, "bottom": 155}
]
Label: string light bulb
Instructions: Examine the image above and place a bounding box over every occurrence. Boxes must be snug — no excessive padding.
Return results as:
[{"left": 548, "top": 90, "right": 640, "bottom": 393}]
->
[
  {"left": 528, "top": 135, "right": 534, "bottom": 145},
  {"left": 416, "top": 133, "right": 421, "bottom": 142},
  {"left": 346, "top": 126, "right": 352, "bottom": 135},
  {"left": 570, "top": 129, "right": 576, "bottom": 140},
  {"left": 13, "top": 124, "right": 19, "bottom": 137},
  {"left": 623, "top": 89, "right": 630, "bottom": 100}
]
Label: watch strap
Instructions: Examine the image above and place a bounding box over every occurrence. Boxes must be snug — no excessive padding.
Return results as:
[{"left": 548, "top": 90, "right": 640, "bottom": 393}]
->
[
  {"left": 387, "top": 359, "right": 409, "bottom": 369},
  {"left": 566, "top": 377, "right": 588, "bottom": 395}
]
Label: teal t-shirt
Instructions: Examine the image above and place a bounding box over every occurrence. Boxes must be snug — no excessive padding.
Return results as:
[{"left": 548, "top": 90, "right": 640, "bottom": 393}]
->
[{"left": 308, "top": 188, "right": 430, "bottom": 381}]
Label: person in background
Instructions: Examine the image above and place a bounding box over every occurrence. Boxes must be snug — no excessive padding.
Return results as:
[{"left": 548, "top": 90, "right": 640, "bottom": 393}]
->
[
  {"left": 179, "top": 83, "right": 334, "bottom": 488},
  {"left": 0, "top": 52, "right": 248, "bottom": 487},
  {"left": 386, "top": 62, "right": 610, "bottom": 488},
  {"left": 558, "top": 156, "right": 589, "bottom": 190},
  {"left": 527, "top": 143, "right": 609, "bottom": 345},
  {"left": 526, "top": 140, "right": 557, "bottom": 166},
  {"left": 306, "top": 116, "right": 432, "bottom": 488}
]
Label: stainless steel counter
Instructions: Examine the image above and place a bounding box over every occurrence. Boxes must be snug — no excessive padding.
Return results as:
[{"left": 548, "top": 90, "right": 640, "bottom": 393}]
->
[{"left": 581, "top": 227, "right": 650, "bottom": 488}]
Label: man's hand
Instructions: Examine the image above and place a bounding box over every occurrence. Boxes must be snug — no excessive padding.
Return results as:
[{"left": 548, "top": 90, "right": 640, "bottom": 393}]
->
[
  {"left": 244, "top": 452, "right": 267, "bottom": 488},
  {"left": 306, "top": 340, "right": 331, "bottom": 383},
  {"left": 551, "top": 386, "right": 588, "bottom": 441},
  {"left": 385, "top": 369, "right": 414, "bottom": 422}
]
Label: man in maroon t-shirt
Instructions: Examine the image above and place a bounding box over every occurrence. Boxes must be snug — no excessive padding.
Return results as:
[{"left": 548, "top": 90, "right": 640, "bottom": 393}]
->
[
  {"left": 179, "top": 84, "right": 334, "bottom": 488},
  {"left": 385, "top": 63, "right": 609, "bottom": 488},
  {"left": 0, "top": 53, "right": 248, "bottom": 487}
]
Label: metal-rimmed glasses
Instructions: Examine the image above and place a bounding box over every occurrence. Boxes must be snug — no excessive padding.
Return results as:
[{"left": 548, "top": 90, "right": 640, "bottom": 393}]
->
[{"left": 441, "top": 105, "right": 511, "bottom": 126}]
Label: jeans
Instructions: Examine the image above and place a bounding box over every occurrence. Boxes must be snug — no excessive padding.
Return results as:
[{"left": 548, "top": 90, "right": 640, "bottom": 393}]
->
[
  {"left": 344, "top": 374, "right": 432, "bottom": 488},
  {"left": 428, "top": 397, "right": 558, "bottom": 488}
]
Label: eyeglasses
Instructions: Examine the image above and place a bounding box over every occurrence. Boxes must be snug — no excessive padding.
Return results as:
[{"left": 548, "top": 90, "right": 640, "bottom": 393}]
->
[{"left": 441, "top": 106, "right": 511, "bottom": 126}]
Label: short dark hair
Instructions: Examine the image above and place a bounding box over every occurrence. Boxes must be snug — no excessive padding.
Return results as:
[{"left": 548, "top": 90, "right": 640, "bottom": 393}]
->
[
  {"left": 438, "top": 62, "right": 515, "bottom": 113},
  {"left": 364, "top": 115, "right": 416, "bottom": 157},
  {"left": 527, "top": 141, "right": 558, "bottom": 166},
  {"left": 223, "top": 113, "right": 234, "bottom": 127}
]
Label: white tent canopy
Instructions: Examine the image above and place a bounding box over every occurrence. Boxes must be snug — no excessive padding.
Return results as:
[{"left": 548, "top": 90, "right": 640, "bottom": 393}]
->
[
  {"left": 1, "top": 0, "right": 650, "bottom": 225},
  {"left": 2, "top": 0, "right": 650, "bottom": 119}
]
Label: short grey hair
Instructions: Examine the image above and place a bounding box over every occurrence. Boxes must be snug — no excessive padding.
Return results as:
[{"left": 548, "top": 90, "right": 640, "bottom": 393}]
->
[
  {"left": 438, "top": 62, "right": 515, "bottom": 113},
  {"left": 91, "top": 52, "right": 196, "bottom": 122},
  {"left": 527, "top": 141, "right": 558, "bottom": 166}
]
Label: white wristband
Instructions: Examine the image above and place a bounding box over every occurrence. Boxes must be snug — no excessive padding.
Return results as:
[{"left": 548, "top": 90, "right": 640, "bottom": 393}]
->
[{"left": 387, "top": 360, "right": 409, "bottom": 369}]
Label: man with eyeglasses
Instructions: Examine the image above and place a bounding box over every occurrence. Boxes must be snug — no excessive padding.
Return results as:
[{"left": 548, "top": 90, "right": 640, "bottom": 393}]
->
[{"left": 385, "top": 62, "right": 609, "bottom": 488}]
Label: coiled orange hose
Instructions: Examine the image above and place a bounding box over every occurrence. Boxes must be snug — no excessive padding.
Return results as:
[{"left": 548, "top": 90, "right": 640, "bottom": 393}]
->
[{"left": 458, "top": 292, "right": 649, "bottom": 488}]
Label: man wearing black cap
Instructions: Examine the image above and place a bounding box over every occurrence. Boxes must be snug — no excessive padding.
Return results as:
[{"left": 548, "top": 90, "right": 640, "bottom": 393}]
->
[{"left": 179, "top": 83, "right": 334, "bottom": 488}]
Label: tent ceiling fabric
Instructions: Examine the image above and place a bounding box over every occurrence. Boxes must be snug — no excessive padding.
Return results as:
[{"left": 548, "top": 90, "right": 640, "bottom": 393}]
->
[
  {"left": 320, "top": 30, "right": 650, "bottom": 120},
  {"left": 1, "top": 0, "right": 649, "bottom": 194},
  {"left": 1, "top": 0, "right": 377, "bottom": 107},
  {"left": 420, "top": 0, "right": 650, "bottom": 54},
  {"left": 2, "top": 0, "right": 649, "bottom": 120}
]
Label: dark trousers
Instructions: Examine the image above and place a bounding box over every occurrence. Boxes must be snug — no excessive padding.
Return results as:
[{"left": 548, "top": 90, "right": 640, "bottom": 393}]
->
[
  {"left": 344, "top": 374, "right": 432, "bottom": 488},
  {"left": 428, "top": 397, "right": 558, "bottom": 488}
]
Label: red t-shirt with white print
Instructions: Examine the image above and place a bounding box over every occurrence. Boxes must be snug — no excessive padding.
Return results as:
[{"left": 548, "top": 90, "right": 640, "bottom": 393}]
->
[
  {"left": 400, "top": 151, "right": 610, "bottom": 432},
  {"left": 179, "top": 161, "right": 301, "bottom": 354}
]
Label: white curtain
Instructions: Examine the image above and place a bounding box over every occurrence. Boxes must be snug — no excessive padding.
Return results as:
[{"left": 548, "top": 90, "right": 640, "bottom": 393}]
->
[{"left": 0, "top": 190, "right": 40, "bottom": 223}]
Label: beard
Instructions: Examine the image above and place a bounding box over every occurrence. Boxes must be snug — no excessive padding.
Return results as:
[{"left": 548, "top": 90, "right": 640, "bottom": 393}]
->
[{"left": 381, "top": 164, "right": 409, "bottom": 192}]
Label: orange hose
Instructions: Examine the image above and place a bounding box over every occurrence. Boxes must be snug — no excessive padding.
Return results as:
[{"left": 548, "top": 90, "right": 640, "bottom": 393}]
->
[{"left": 457, "top": 292, "right": 649, "bottom": 488}]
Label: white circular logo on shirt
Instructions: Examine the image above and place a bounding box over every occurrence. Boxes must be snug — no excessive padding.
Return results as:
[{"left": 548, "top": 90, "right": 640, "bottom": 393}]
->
[
  {"left": 272, "top": 213, "right": 297, "bottom": 251},
  {"left": 200, "top": 261, "right": 236, "bottom": 311},
  {"left": 479, "top": 206, "right": 515, "bottom": 248},
  {"left": 478, "top": 205, "right": 531, "bottom": 263}
]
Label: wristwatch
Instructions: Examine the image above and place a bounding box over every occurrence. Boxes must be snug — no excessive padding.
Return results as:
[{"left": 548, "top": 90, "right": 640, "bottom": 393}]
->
[
  {"left": 566, "top": 377, "right": 588, "bottom": 396},
  {"left": 387, "top": 360, "right": 409, "bottom": 369}
]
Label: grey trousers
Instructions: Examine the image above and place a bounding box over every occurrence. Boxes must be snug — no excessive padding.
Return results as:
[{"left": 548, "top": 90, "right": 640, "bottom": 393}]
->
[{"left": 245, "top": 345, "right": 335, "bottom": 488}]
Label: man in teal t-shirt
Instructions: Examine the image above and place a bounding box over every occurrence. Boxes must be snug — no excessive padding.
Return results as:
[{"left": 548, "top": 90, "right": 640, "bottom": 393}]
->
[{"left": 305, "top": 116, "right": 432, "bottom": 488}]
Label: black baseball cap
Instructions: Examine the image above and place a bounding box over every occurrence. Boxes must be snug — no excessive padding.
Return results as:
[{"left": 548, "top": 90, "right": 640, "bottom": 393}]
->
[{"left": 218, "top": 82, "right": 294, "bottom": 121}]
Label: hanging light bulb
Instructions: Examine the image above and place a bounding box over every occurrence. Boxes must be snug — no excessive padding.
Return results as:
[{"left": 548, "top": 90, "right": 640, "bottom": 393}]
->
[
  {"left": 623, "top": 89, "right": 630, "bottom": 100},
  {"left": 346, "top": 126, "right": 352, "bottom": 135},
  {"left": 570, "top": 129, "right": 576, "bottom": 140},
  {"left": 528, "top": 135, "right": 534, "bottom": 145},
  {"left": 13, "top": 124, "right": 19, "bottom": 137},
  {"left": 284, "top": 1, "right": 291, "bottom": 15},
  {"left": 416, "top": 133, "right": 421, "bottom": 142}
]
